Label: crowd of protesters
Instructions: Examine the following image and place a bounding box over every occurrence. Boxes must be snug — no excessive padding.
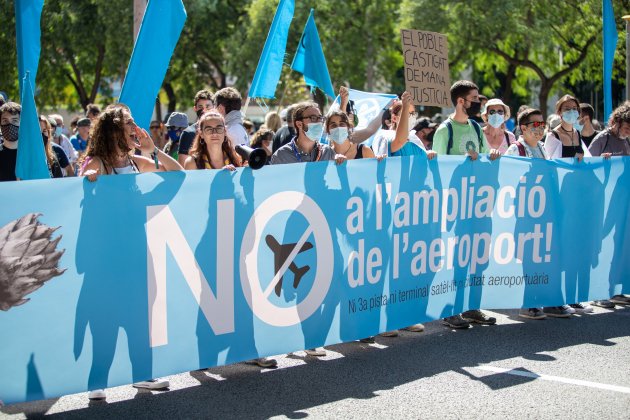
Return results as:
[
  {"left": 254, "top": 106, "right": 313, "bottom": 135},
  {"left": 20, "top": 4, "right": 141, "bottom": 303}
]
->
[{"left": 1, "top": 81, "right": 630, "bottom": 400}]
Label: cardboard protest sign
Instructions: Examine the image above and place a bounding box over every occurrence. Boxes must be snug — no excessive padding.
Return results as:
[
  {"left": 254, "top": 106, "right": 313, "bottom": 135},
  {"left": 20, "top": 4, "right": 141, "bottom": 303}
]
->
[{"left": 400, "top": 29, "right": 450, "bottom": 107}]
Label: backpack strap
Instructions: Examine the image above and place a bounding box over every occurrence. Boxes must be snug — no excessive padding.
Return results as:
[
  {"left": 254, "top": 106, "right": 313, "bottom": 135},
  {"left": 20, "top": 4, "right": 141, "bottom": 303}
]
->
[
  {"left": 446, "top": 118, "right": 484, "bottom": 154},
  {"left": 446, "top": 120, "right": 454, "bottom": 154},
  {"left": 504, "top": 131, "right": 510, "bottom": 147},
  {"left": 516, "top": 142, "right": 526, "bottom": 157}
]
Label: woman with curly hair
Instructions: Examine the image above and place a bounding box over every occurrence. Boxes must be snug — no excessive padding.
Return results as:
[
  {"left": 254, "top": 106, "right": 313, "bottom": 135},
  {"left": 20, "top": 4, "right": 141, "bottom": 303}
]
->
[
  {"left": 79, "top": 104, "right": 182, "bottom": 180},
  {"left": 183, "top": 111, "right": 242, "bottom": 171},
  {"left": 250, "top": 127, "right": 274, "bottom": 164}
]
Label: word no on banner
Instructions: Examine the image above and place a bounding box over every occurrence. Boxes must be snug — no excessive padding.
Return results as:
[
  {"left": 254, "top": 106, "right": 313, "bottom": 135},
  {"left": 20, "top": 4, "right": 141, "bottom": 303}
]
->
[{"left": 401, "top": 29, "right": 451, "bottom": 107}]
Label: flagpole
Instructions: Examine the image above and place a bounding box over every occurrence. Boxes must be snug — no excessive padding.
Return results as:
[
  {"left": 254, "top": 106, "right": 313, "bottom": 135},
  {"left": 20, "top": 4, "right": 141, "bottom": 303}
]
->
[{"left": 624, "top": 15, "right": 630, "bottom": 100}]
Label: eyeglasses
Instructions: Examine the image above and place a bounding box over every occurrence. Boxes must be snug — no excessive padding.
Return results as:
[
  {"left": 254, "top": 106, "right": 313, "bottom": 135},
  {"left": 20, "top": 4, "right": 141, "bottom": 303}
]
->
[
  {"left": 488, "top": 110, "right": 505, "bottom": 115},
  {"left": 525, "top": 121, "right": 546, "bottom": 128},
  {"left": 150, "top": 126, "right": 160, "bottom": 130},
  {"left": 202, "top": 125, "right": 225, "bottom": 134},
  {"left": 301, "top": 115, "right": 324, "bottom": 123}
]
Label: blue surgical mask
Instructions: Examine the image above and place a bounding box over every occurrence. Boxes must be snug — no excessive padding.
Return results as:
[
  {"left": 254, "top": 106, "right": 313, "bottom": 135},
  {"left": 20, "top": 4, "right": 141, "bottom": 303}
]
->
[
  {"left": 488, "top": 113, "right": 505, "bottom": 129},
  {"left": 329, "top": 127, "right": 349, "bottom": 144},
  {"left": 573, "top": 120, "right": 584, "bottom": 133},
  {"left": 304, "top": 122, "right": 324, "bottom": 142},
  {"left": 562, "top": 110, "right": 579, "bottom": 125},
  {"left": 167, "top": 129, "right": 181, "bottom": 141},
  {"left": 54, "top": 126, "right": 62, "bottom": 137}
]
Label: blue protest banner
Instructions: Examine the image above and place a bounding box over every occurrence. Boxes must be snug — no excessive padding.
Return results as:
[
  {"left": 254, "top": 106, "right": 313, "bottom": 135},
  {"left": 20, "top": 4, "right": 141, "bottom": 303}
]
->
[
  {"left": 1, "top": 156, "right": 629, "bottom": 404},
  {"left": 248, "top": 0, "right": 295, "bottom": 99},
  {"left": 291, "top": 9, "right": 335, "bottom": 99},
  {"left": 16, "top": 72, "right": 50, "bottom": 180},
  {"left": 603, "top": 0, "right": 618, "bottom": 122},
  {"left": 119, "top": 0, "right": 187, "bottom": 130},
  {"left": 14, "top": 0, "right": 44, "bottom": 97}
]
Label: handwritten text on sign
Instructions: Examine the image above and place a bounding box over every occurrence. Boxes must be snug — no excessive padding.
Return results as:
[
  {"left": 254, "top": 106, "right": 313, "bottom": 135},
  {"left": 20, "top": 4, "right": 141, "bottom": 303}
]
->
[{"left": 401, "top": 29, "right": 450, "bottom": 107}]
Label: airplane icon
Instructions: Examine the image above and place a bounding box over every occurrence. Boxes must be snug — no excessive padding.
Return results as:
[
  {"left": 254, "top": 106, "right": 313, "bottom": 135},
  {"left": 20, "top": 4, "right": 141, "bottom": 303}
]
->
[{"left": 265, "top": 234, "right": 313, "bottom": 297}]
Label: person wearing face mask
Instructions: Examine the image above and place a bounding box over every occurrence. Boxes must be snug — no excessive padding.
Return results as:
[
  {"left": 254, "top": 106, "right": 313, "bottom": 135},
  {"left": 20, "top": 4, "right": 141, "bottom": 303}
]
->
[
  {"left": 250, "top": 128, "right": 274, "bottom": 165},
  {"left": 162, "top": 112, "right": 189, "bottom": 160},
  {"left": 412, "top": 117, "right": 437, "bottom": 150},
  {"left": 49, "top": 114, "right": 78, "bottom": 167},
  {"left": 544, "top": 95, "right": 591, "bottom": 159},
  {"left": 271, "top": 101, "right": 346, "bottom": 166},
  {"left": 214, "top": 87, "right": 249, "bottom": 149},
  {"left": 481, "top": 98, "right": 516, "bottom": 155},
  {"left": 432, "top": 80, "right": 500, "bottom": 163},
  {"left": 270, "top": 102, "right": 346, "bottom": 357},
  {"left": 432, "top": 81, "right": 500, "bottom": 329},
  {"left": 326, "top": 110, "right": 376, "bottom": 159},
  {"left": 41, "top": 116, "right": 72, "bottom": 177},
  {"left": 588, "top": 101, "right": 630, "bottom": 309},
  {"left": 576, "top": 103, "right": 600, "bottom": 148},
  {"left": 0, "top": 102, "right": 22, "bottom": 181},
  {"left": 178, "top": 89, "right": 214, "bottom": 166}
]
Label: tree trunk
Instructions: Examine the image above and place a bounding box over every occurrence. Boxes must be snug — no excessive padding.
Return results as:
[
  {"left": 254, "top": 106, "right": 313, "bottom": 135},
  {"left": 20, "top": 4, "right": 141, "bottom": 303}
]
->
[
  {"left": 538, "top": 80, "right": 552, "bottom": 117},
  {"left": 163, "top": 82, "right": 177, "bottom": 114},
  {"left": 154, "top": 97, "right": 162, "bottom": 122},
  {"left": 502, "top": 62, "right": 517, "bottom": 107}
]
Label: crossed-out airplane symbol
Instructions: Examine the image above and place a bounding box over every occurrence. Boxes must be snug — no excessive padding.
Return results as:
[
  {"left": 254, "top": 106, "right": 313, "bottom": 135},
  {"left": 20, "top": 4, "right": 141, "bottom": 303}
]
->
[{"left": 265, "top": 234, "right": 313, "bottom": 297}]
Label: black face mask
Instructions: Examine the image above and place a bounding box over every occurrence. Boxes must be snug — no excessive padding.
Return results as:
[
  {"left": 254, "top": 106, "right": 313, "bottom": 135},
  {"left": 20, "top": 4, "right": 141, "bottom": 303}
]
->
[
  {"left": 1, "top": 123, "right": 19, "bottom": 142},
  {"left": 465, "top": 100, "right": 481, "bottom": 117},
  {"left": 196, "top": 108, "right": 204, "bottom": 119}
]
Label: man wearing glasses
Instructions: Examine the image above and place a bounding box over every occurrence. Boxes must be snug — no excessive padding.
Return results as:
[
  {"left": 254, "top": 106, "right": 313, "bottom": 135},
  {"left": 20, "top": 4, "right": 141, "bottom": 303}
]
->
[
  {"left": 271, "top": 102, "right": 346, "bottom": 165},
  {"left": 178, "top": 89, "right": 214, "bottom": 165}
]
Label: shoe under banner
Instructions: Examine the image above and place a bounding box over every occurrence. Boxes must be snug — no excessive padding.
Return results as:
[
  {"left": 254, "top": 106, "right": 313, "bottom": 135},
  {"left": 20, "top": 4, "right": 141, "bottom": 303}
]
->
[{"left": 0, "top": 155, "right": 629, "bottom": 404}]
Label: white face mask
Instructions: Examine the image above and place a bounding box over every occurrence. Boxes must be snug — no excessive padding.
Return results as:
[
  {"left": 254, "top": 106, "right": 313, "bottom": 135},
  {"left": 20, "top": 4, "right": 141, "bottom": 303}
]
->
[
  {"left": 488, "top": 113, "right": 505, "bottom": 129},
  {"left": 304, "top": 122, "right": 324, "bottom": 142},
  {"left": 329, "top": 127, "right": 349, "bottom": 144}
]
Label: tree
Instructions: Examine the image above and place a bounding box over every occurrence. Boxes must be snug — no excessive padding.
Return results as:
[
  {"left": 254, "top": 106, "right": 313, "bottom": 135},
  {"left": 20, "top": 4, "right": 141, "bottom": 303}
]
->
[{"left": 399, "top": 0, "right": 606, "bottom": 116}]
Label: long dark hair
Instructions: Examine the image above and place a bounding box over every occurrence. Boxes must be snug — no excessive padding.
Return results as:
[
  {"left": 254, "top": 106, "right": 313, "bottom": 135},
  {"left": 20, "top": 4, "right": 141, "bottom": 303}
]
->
[
  {"left": 82, "top": 104, "right": 132, "bottom": 172},
  {"left": 189, "top": 111, "right": 241, "bottom": 169}
]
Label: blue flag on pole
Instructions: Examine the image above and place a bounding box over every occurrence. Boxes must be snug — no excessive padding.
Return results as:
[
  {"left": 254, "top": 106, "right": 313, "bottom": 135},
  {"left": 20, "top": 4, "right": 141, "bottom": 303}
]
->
[
  {"left": 291, "top": 9, "right": 335, "bottom": 99},
  {"left": 248, "top": 0, "right": 295, "bottom": 99},
  {"left": 16, "top": 72, "right": 50, "bottom": 180},
  {"left": 119, "top": 0, "right": 187, "bottom": 130},
  {"left": 603, "top": 0, "right": 618, "bottom": 122},
  {"left": 15, "top": 0, "right": 44, "bottom": 97}
]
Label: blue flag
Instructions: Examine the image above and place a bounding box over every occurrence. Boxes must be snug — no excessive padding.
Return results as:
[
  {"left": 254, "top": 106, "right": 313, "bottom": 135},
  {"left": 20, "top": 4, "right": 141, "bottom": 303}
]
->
[
  {"left": 14, "top": 0, "right": 44, "bottom": 97},
  {"left": 119, "top": 0, "right": 187, "bottom": 130},
  {"left": 16, "top": 72, "right": 49, "bottom": 180},
  {"left": 331, "top": 89, "right": 397, "bottom": 145},
  {"left": 249, "top": 0, "right": 295, "bottom": 99},
  {"left": 603, "top": 0, "right": 618, "bottom": 122},
  {"left": 291, "top": 9, "right": 335, "bottom": 99}
]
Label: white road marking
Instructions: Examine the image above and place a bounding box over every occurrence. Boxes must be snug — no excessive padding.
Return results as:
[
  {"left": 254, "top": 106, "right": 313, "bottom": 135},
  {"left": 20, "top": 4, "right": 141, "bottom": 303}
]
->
[{"left": 472, "top": 365, "right": 630, "bottom": 394}]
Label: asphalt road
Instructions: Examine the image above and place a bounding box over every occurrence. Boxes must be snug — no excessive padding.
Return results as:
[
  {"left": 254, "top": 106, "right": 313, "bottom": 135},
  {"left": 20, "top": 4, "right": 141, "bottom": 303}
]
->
[{"left": 2, "top": 306, "right": 630, "bottom": 419}]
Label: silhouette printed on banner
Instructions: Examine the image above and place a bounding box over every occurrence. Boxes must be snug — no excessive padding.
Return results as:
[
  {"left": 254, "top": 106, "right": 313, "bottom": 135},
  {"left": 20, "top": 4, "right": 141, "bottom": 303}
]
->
[
  {"left": 265, "top": 234, "right": 313, "bottom": 297},
  {"left": 0, "top": 213, "right": 65, "bottom": 311}
]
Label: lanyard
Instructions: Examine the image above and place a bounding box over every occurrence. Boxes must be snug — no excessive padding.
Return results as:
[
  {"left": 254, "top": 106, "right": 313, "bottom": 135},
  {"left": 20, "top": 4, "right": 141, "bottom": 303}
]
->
[{"left": 291, "top": 140, "right": 321, "bottom": 162}]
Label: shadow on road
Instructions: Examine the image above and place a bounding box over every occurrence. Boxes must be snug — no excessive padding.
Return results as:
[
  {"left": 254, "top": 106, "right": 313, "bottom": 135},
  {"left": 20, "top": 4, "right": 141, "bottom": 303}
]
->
[{"left": 3, "top": 308, "right": 629, "bottom": 419}]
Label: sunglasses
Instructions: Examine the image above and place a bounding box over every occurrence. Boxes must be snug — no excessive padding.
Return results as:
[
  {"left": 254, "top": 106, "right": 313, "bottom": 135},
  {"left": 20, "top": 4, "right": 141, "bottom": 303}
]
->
[
  {"left": 150, "top": 126, "right": 160, "bottom": 130},
  {"left": 488, "top": 110, "right": 505, "bottom": 115},
  {"left": 525, "top": 121, "right": 546, "bottom": 128}
]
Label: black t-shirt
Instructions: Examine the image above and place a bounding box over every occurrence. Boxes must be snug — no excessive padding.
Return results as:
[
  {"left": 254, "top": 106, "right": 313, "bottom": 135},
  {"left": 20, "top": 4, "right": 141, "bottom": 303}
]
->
[
  {"left": 272, "top": 125, "right": 295, "bottom": 153},
  {"left": 581, "top": 130, "right": 600, "bottom": 148},
  {"left": 0, "top": 145, "right": 17, "bottom": 182},
  {"left": 51, "top": 143, "right": 70, "bottom": 168},
  {"left": 178, "top": 124, "right": 197, "bottom": 156}
]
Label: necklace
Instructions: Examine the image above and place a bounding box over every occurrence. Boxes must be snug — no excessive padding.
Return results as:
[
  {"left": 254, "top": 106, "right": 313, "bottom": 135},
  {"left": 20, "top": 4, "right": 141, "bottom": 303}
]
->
[
  {"left": 340, "top": 142, "right": 353, "bottom": 156},
  {"left": 558, "top": 126, "right": 577, "bottom": 146}
]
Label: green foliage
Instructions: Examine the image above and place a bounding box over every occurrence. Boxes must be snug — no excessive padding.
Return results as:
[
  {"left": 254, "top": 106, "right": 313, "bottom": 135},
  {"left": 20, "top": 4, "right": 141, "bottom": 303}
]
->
[{"left": 1, "top": 0, "right": 628, "bottom": 115}]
